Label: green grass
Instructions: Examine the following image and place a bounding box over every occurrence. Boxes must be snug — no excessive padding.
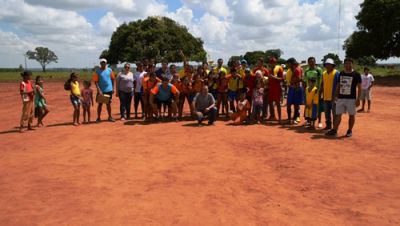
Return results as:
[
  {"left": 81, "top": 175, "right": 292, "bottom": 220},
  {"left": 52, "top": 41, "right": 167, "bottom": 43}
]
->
[{"left": 0, "top": 70, "right": 93, "bottom": 82}]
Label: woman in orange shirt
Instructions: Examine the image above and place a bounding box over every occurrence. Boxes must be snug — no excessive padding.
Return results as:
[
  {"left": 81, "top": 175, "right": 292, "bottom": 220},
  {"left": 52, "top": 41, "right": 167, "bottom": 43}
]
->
[{"left": 142, "top": 72, "right": 160, "bottom": 120}]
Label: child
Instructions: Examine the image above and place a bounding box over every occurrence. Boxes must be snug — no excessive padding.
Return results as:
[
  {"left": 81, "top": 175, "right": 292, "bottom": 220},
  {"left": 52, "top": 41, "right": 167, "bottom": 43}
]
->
[
  {"left": 81, "top": 80, "right": 94, "bottom": 123},
  {"left": 19, "top": 71, "right": 35, "bottom": 133},
  {"left": 252, "top": 79, "right": 264, "bottom": 124},
  {"left": 34, "top": 76, "right": 49, "bottom": 127},
  {"left": 229, "top": 92, "right": 250, "bottom": 125},
  {"left": 227, "top": 68, "right": 243, "bottom": 112},
  {"left": 304, "top": 78, "right": 319, "bottom": 130},
  {"left": 216, "top": 71, "right": 229, "bottom": 118},
  {"left": 358, "top": 67, "right": 374, "bottom": 113},
  {"left": 69, "top": 72, "right": 81, "bottom": 126},
  {"left": 179, "top": 75, "right": 193, "bottom": 118}
]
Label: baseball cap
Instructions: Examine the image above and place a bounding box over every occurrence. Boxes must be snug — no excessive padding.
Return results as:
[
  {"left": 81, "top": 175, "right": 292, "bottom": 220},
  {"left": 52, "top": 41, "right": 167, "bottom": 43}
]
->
[
  {"left": 241, "top": 60, "right": 247, "bottom": 65},
  {"left": 100, "top": 58, "right": 107, "bottom": 64},
  {"left": 324, "top": 58, "right": 335, "bottom": 66}
]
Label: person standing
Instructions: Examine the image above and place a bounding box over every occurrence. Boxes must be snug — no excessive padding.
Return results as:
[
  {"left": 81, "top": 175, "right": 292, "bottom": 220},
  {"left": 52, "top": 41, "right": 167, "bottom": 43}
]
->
[
  {"left": 286, "top": 58, "right": 304, "bottom": 124},
  {"left": 268, "top": 57, "right": 284, "bottom": 123},
  {"left": 304, "top": 57, "right": 323, "bottom": 128},
  {"left": 116, "top": 63, "right": 134, "bottom": 120},
  {"left": 155, "top": 60, "right": 171, "bottom": 80},
  {"left": 133, "top": 62, "right": 146, "bottom": 118},
  {"left": 326, "top": 58, "right": 361, "bottom": 137},
  {"left": 92, "top": 58, "right": 115, "bottom": 123},
  {"left": 358, "top": 67, "right": 374, "bottom": 113},
  {"left": 320, "top": 58, "right": 340, "bottom": 130},
  {"left": 19, "top": 71, "right": 35, "bottom": 132}
]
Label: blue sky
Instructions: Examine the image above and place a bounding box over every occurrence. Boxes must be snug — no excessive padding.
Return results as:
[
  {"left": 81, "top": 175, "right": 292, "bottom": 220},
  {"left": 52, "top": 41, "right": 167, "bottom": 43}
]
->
[{"left": 0, "top": 0, "right": 374, "bottom": 68}]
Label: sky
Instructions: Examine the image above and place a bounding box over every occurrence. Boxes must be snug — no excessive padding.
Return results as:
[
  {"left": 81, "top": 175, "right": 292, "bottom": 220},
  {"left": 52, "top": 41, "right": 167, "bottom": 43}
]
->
[{"left": 0, "top": 0, "right": 368, "bottom": 68}]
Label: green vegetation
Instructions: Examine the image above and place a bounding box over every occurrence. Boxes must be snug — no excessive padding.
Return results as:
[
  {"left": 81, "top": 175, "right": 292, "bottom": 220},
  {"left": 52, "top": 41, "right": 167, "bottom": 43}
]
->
[{"left": 0, "top": 70, "right": 93, "bottom": 82}]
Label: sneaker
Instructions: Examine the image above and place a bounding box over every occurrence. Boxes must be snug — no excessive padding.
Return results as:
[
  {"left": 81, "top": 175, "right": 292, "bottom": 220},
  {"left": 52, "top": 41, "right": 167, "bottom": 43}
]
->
[
  {"left": 208, "top": 121, "right": 215, "bottom": 126},
  {"left": 108, "top": 117, "right": 116, "bottom": 122},
  {"left": 325, "top": 129, "right": 337, "bottom": 136},
  {"left": 295, "top": 117, "right": 301, "bottom": 123},
  {"left": 346, "top": 130, "right": 352, "bottom": 137},
  {"left": 322, "top": 125, "right": 331, "bottom": 130},
  {"left": 357, "top": 109, "right": 365, "bottom": 113},
  {"left": 120, "top": 117, "right": 126, "bottom": 121},
  {"left": 318, "top": 123, "right": 323, "bottom": 128}
]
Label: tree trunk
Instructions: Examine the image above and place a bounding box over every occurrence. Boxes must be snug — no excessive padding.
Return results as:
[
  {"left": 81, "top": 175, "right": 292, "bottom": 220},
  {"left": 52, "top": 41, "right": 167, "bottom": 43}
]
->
[{"left": 41, "top": 63, "right": 46, "bottom": 72}]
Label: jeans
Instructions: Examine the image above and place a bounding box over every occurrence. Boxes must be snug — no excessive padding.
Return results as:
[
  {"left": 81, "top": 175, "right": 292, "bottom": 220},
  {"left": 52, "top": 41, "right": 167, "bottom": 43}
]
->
[
  {"left": 133, "top": 92, "right": 143, "bottom": 115},
  {"left": 196, "top": 107, "right": 217, "bottom": 124},
  {"left": 323, "top": 100, "right": 336, "bottom": 127},
  {"left": 119, "top": 91, "right": 133, "bottom": 119}
]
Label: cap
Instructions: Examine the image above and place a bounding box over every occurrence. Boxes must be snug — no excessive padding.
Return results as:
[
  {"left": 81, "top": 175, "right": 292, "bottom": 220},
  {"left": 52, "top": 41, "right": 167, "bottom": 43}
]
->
[
  {"left": 245, "top": 68, "right": 251, "bottom": 72},
  {"left": 241, "top": 60, "right": 247, "bottom": 65},
  {"left": 324, "top": 58, "right": 335, "bottom": 66},
  {"left": 100, "top": 58, "right": 107, "bottom": 64}
]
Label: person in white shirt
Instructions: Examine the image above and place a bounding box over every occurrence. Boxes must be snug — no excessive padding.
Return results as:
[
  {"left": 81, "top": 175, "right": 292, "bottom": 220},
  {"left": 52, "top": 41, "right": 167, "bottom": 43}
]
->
[
  {"left": 133, "top": 62, "right": 147, "bottom": 118},
  {"left": 358, "top": 67, "right": 374, "bottom": 113}
]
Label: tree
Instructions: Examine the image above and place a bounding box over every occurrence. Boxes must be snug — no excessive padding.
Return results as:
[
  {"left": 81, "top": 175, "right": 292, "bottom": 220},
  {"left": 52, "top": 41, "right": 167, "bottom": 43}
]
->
[
  {"left": 243, "top": 49, "right": 284, "bottom": 66},
  {"left": 18, "top": 64, "right": 24, "bottom": 72},
  {"left": 104, "top": 16, "right": 207, "bottom": 64},
  {"left": 322, "top": 53, "right": 342, "bottom": 66},
  {"left": 344, "top": 0, "right": 400, "bottom": 60},
  {"left": 357, "top": 56, "right": 377, "bottom": 66},
  {"left": 26, "top": 47, "right": 58, "bottom": 72}
]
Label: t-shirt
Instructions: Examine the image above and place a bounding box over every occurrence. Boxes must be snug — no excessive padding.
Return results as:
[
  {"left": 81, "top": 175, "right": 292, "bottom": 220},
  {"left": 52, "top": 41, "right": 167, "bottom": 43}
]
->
[
  {"left": 268, "top": 65, "right": 284, "bottom": 90},
  {"left": 143, "top": 78, "right": 159, "bottom": 94},
  {"left": 117, "top": 71, "right": 134, "bottom": 93},
  {"left": 20, "top": 80, "right": 34, "bottom": 102},
  {"left": 92, "top": 68, "right": 115, "bottom": 93},
  {"left": 338, "top": 71, "right": 361, "bottom": 99},
  {"left": 155, "top": 68, "right": 171, "bottom": 80},
  {"left": 71, "top": 81, "right": 81, "bottom": 96},
  {"left": 192, "top": 79, "right": 204, "bottom": 93},
  {"left": 151, "top": 83, "right": 178, "bottom": 101},
  {"left": 243, "top": 74, "right": 255, "bottom": 97},
  {"left": 322, "top": 69, "right": 340, "bottom": 101},
  {"left": 193, "top": 93, "right": 215, "bottom": 111},
  {"left": 227, "top": 75, "right": 243, "bottom": 91},
  {"left": 253, "top": 87, "right": 264, "bottom": 106},
  {"left": 212, "top": 66, "right": 228, "bottom": 75},
  {"left": 81, "top": 88, "right": 93, "bottom": 104},
  {"left": 286, "top": 66, "right": 302, "bottom": 87},
  {"left": 134, "top": 71, "right": 146, "bottom": 93},
  {"left": 361, "top": 73, "right": 374, "bottom": 90},
  {"left": 304, "top": 67, "right": 323, "bottom": 88}
]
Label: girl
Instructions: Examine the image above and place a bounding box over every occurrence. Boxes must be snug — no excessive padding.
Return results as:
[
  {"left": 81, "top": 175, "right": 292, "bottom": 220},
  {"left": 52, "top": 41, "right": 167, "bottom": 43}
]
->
[
  {"left": 81, "top": 80, "right": 94, "bottom": 123},
  {"left": 69, "top": 72, "right": 81, "bottom": 126},
  {"left": 179, "top": 75, "right": 193, "bottom": 118},
  {"left": 216, "top": 71, "right": 229, "bottom": 118},
  {"left": 19, "top": 71, "right": 35, "bottom": 132},
  {"left": 252, "top": 79, "right": 264, "bottom": 124},
  {"left": 34, "top": 76, "right": 49, "bottom": 127},
  {"left": 229, "top": 92, "right": 250, "bottom": 125},
  {"left": 142, "top": 72, "right": 159, "bottom": 120}
]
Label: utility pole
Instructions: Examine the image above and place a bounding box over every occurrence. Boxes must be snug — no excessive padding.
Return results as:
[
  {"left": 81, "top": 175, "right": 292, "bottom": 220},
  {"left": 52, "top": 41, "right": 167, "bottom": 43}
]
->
[
  {"left": 24, "top": 53, "right": 28, "bottom": 69},
  {"left": 337, "top": 0, "right": 342, "bottom": 55}
]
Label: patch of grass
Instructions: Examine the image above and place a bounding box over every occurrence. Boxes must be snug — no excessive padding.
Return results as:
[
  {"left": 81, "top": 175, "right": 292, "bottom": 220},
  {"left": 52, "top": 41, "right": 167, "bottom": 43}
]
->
[{"left": 0, "top": 70, "right": 93, "bottom": 82}]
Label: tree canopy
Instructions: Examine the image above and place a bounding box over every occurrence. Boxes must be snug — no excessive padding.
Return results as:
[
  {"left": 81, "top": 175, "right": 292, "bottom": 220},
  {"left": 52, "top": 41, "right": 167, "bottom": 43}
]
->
[
  {"left": 26, "top": 47, "right": 58, "bottom": 72},
  {"left": 102, "top": 16, "right": 207, "bottom": 64},
  {"left": 322, "top": 53, "right": 342, "bottom": 66},
  {"left": 241, "top": 49, "right": 284, "bottom": 66},
  {"left": 343, "top": 0, "right": 400, "bottom": 60}
]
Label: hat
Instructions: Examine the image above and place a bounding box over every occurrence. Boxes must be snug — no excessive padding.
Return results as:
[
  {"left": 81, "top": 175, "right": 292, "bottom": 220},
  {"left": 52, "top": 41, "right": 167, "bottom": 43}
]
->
[
  {"left": 245, "top": 68, "right": 251, "bottom": 72},
  {"left": 241, "top": 60, "right": 247, "bottom": 65},
  {"left": 21, "top": 70, "right": 32, "bottom": 77},
  {"left": 324, "top": 58, "right": 335, "bottom": 66},
  {"left": 100, "top": 58, "right": 107, "bottom": 63}
]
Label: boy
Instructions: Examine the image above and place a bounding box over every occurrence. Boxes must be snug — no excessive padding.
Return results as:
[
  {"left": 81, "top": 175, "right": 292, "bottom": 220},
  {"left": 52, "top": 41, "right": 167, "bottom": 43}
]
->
[
  {"left": 304, "top": 78, "right": 319, "bottom": 130},
  {"left": 19, "top": 71, "right": 35, "bottom": 133},
  {"left": 358, "top": 67, "right": 374, "bottom": 112}
]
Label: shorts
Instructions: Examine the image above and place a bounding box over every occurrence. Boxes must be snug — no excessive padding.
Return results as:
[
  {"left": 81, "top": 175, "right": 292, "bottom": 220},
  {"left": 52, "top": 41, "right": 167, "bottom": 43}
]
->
[
  {"left": 70, "top": 95, "right": 81, "bottom": 106},
  {"left": 157, "top": 98, "right": 174, "bottom": 108},
  {"left": 228, "top": 90, "right": 238, "bottom": 101},
  {"left": 287, "top": 86, "right": 304, "bottom": 105},
  {"left": 102, "top": 91, "right": 113, "bottom": 103},
  {"left": 188, "top": 93, "right": 196, "bottom": 103},
  {"left": 360, "top": 89, "right": 371, "bottom": 100},
  {"left": 336, "top": 99, "right": 356, "bottom": 115}
]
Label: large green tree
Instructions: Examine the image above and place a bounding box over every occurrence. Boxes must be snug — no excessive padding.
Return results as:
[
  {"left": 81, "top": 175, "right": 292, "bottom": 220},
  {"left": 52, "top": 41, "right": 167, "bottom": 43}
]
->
[
  {"left": 26, "top": 47, "right": 58, "bottom": 72},
  {"left": 322, "top": 53, "right": 342, "bottom": 66},
  {"left": 344, "top": 0, "right": 400, "bottom": 59},
  {"left": 103, "top": 16, "right": 207, "bottom": 64}
]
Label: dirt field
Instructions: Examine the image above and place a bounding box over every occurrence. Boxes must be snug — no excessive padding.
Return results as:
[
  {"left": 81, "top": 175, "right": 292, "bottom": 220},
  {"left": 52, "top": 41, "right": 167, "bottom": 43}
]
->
[{"left": 0, "top": 82, "right": 399, "bottom": 226}]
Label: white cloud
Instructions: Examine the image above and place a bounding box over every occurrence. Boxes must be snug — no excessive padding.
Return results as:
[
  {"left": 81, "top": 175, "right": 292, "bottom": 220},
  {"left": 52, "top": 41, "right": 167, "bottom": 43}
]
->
[{"left": 99, "top": 12, "right": 120, "bottom": 36}]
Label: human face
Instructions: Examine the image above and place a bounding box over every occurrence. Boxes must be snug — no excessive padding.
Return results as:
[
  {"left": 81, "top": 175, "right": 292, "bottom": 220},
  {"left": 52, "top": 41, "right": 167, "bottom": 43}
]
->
[
  {"left": 124, "top": 64, "right": 130, "bottom": 72},
  {"left": 344, "top": 60, "right": 353, "bottom": 72},
  {"left": 100, "top": 61, "right": 107, "bottom": 69},
  {"left": 162, "top": 62, "right": 168, "bottom": 71},
  {"left": 162, "top": 81, "right": 169, "bottom": 88},
  {"left": 201, "top": 86, "right": 208, "bottom": 95},
  {"left": 325, "top": 64, "right": 334, "bottom": 72},
  {"left": 308, "top": 58, "right": 316, "bottom": 68},
  {"left": 218, "top": 59, "right": 223, "bottom": 67},
  {"left": 257, "top": 60, "right": 263, "bottom": 67},
  {"left": 170, "top": 65, "right": 176, "bottom": 74}
]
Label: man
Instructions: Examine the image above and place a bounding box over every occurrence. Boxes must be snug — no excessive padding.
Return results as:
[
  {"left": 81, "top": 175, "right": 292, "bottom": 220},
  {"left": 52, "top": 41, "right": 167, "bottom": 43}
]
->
[
  {"left": 286, "top": 58, "right": 303, "bottom": 124},
  {"left": 192, "top": 85, "right": 217, "bottom": 126},
  {"left": 326, "top": 58, "right": 361, "bottom": 137},
  {"left": 150, "top": 77, "right": 179, "bottom": 120},
  {"left": 320, "top": 58, "right": 340, "bottom": 130},
  {"left": 155, "top": 59, "right": 171, "bottom": 80},
  {"left": 92, "top": 58, "right": 115, "bottom": 122},
  {"left": 133, "top": 62, "right": 146, "bottom": 118},
  {"left": 358, "top": 67, "right": 374, "bottom": 112},
  {"left": 268, "top": 57, "right": 284, "bottom": 123},
  {"left": 213, "top": 58, "right": 228, "bottom": 75},
  {"left": 304, "top": 57, "right": 323, "bottom": 128}
]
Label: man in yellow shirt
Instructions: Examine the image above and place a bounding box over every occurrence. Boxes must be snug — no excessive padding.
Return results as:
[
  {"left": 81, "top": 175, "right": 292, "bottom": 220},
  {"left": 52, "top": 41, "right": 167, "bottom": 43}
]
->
[{"left": 320, "top": 58, "right": 340, "bottom": 130}]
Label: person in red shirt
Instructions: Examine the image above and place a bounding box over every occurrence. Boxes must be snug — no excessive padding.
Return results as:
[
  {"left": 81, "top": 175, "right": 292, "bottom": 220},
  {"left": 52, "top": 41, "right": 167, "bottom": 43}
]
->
[
  {"left": 252, "top": 57, "right": 269, "bottom": 77},
  {"left": 19, "top": 71, "right": 35, "bottom": 132},
  {"left": 268, "top": 57, "right": 284, "bottom": 123},
  {"left": 286, "top": 58, "right": 304, "bottom": 124},
  {"left": 242, "top": 68, "right": 255, "bottom": 116}
]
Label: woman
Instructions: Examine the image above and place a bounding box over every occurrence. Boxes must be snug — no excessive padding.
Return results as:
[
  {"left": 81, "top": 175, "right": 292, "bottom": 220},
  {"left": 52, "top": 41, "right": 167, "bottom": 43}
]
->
[{"left": 116, "top": 63, "right": 134, "bottom": 120}]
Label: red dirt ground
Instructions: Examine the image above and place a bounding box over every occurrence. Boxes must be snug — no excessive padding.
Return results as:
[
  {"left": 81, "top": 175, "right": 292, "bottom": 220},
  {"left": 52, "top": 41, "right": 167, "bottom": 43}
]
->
[{"left": 0, "top": 82, "right": 399, "bottom": 226}]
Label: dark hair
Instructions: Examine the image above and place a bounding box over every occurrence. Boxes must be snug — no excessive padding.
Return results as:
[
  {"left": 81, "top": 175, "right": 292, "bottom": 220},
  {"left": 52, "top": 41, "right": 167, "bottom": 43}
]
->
[
  {"left": 124, "top": 63, "right": 130, "bottom": 68},
  {"left": 230, "top": 68, "right": 237, "bottom": 73},
  {"left": 161, "top": 59, "right": 168, "bottom": 64},
  {"left": 21, "top": 70, "right": 32, "bottom": 77},
  {"left": 161, "top": 76, "right": 169, "bottom": 82},
  {"left": 35, "top": 76, "right": 41, "bottom": 84},
  {"left": 307, "top": 57, "right": 316, "bottom": 62},
  {"left": 84, "top": 80, "right": 91, "bottom": 87},
  {"left": 169, "top": 64, "right": 176, "bottom": 69},
  {"left": 344, "top": 58, "right": 353, "bottom": 64},
  {"left": 136, "top": 62, "right": 143, "bottom": 67},
  {"left": 258, "top": 57, "right": 264, "bottom": 63},
  {"left": 149, "top": 72, "right": 156, "bottom": 77},
  {"left": 364, "top": 67, "right": 369, "bottom": 71}
]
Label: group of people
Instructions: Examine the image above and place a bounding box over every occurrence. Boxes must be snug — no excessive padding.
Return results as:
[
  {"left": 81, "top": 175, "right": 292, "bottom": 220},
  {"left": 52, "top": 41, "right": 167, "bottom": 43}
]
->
[{"left": 19, "top": 54, "right": 375, "bottom": 137}]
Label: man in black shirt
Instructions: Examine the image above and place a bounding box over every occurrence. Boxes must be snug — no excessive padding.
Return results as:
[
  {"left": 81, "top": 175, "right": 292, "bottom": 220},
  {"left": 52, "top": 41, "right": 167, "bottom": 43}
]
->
[{"left": 326, "top": 58, "right": 361, "bottom": 137}]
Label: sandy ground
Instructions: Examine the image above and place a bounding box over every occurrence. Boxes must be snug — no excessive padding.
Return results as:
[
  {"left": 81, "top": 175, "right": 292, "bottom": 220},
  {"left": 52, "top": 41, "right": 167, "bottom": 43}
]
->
[{"left": 0, "top": 82, "right": 399, "bottom": 226}]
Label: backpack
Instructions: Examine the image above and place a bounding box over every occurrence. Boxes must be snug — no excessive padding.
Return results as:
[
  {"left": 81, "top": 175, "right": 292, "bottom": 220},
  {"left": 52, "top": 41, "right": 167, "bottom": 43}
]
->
[{"left": 64, "top": 80, "right": 71, "bottom": 91}]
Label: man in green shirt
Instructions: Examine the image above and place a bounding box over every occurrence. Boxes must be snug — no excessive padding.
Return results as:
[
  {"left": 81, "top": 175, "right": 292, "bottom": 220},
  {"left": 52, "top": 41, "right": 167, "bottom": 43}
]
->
[{"left": 303, "top": 57, "right": 323, "bottom": 128}]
